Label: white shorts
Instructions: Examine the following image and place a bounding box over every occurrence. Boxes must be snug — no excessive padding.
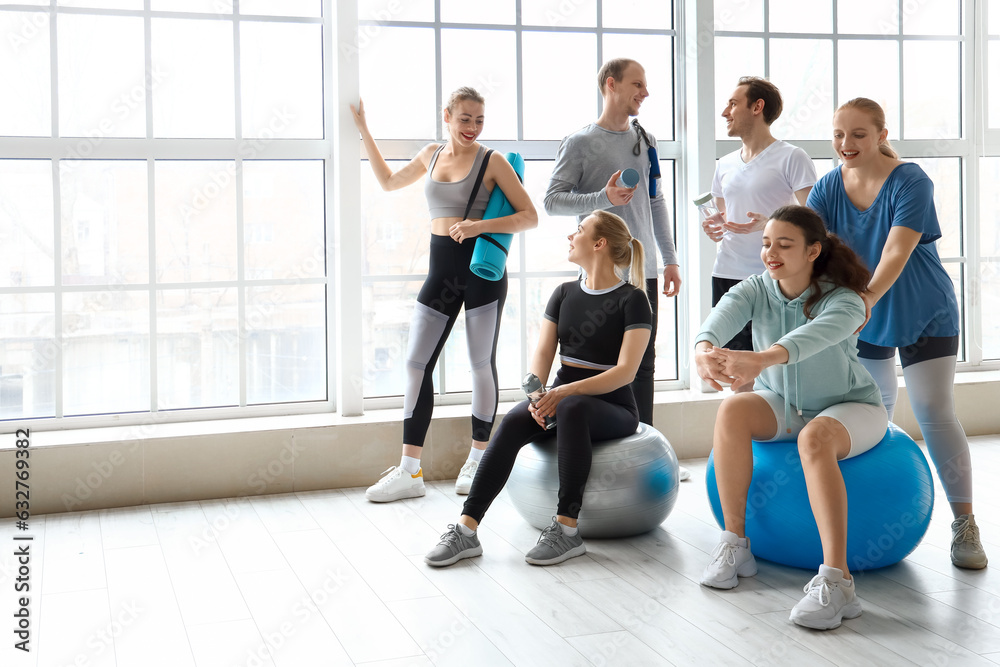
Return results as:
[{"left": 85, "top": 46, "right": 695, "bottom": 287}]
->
[{"left": 754, "top": 390, "right": 888, "bottom": 459}]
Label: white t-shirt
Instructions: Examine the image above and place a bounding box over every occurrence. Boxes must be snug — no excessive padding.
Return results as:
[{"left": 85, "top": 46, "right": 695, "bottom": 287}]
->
[{"left": 711, "top": 140, "right": 817, "bottom": 280}]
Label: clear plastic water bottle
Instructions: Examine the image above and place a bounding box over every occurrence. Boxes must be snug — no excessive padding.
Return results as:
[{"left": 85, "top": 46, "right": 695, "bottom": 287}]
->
[
  {"left": 521, "top": 373, "right": 556, "bottom": 430},
  {"left": 693, "top": 192, "right": 725, "bottom": 233}
]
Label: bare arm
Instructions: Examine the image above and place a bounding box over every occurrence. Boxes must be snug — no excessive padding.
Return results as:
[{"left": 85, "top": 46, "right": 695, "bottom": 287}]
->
[
  {"left": 866, "top": 225, "right": 923, "bottom": 306},
  {"left": 449, "top": 152, "right": 539, "bottom": 240},
  {"left": 532, "top": 327, "right": 650, "bottom": 419},
  {"left": 793, "top": 185, "right": 813, "bottom": 205},
  {"left": 350, "top": 99, "right": 430, "bottom": 191},
  {"left": 528, "top": 318, "right": 559, "bottom": 387}
]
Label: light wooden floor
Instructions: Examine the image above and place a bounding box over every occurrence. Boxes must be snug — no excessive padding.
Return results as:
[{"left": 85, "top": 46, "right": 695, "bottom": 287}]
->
[{"left": 3, "top": 435, "right": 1000, "bottom": 667}]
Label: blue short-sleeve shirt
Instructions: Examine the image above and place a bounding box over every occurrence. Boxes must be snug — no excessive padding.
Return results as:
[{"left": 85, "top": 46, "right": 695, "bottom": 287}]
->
[{"left": 807, "top": 162, "right": 959, "bottom": 348}]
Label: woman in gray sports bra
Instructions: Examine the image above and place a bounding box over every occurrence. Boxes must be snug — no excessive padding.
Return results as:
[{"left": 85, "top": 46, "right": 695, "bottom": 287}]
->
[{"left": 350, "top": 86, "right": 537, "bottom": 503}]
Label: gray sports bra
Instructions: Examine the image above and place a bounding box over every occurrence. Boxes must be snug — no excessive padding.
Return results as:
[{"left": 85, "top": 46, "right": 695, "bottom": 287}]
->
[{"left": 424, "top": 144, "right": 492, "bottom": 220}]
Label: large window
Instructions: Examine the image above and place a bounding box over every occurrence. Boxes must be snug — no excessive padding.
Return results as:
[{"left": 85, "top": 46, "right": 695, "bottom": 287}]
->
[
  {"left": 0, "top": 4, "right": 329, "bottom": 421},
  {"left": 2, "top": 0, "right": 996, "bottom": 430},
  {"left": 356, "top": 0, "right": 681, "bottom": 404}
]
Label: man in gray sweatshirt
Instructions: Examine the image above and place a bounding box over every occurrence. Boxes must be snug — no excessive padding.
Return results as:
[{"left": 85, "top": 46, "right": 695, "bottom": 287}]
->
[{"left": 544, "top": 58, "right": 682, "bottom": 433}]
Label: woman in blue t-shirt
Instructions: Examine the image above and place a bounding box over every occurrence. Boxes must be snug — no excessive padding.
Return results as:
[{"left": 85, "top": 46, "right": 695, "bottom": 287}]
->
[
  {"left": 807, "top": 97, "right": 987, "bottom": 569},
  {"left": 424, "top": 210, "right": 652, "bottom": 568}
]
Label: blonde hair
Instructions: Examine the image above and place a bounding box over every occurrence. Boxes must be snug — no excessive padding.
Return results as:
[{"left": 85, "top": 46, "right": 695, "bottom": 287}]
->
[
  {"left": 837, "top": 97, "right": 899, "bottom": 159},
  {"left": 445, "top": 86, "right": 485, "bottom": 114},
  {"left": 589, "top": 210, "right": 646, "bottom": 291}
]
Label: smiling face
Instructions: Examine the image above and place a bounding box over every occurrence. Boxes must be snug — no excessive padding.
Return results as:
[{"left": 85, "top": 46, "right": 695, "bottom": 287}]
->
[
  {"left": 832, "top": 107, "right": 888, "bottom": 169},
  {"left": 760, "top": 218, "right": 822, "bottom": 286},
  {"left": 606, "top": 62, "right": 649, "bottom": 117},
  {"left": 568, "top": 216, "right": 599, "bottom": 265},
  {"left": 443, "top": 99, "right": 485, "bottom": 147},
  {"left": 721, "top": 84, "right": 758, "bottom": 138}
]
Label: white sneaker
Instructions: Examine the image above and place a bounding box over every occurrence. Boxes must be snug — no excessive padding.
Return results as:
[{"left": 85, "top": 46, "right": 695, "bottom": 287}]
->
[
  {"left": 951, "top": 514, "right": 988, "bottom": 569},
  {"left": 365, "top": 466, "right": 425, "bottom": 503},
  {"left": 678, "top": 465, "right": 692, "bottom": 481},
  {"left": 789, "top": 565, "right": 862, "bottom": 630},
  {"left": 700, "top": 530, "right": 757, "bottom": 589},
  {"left": 455, "top": 459, "right": 478, "bottom": 495}
]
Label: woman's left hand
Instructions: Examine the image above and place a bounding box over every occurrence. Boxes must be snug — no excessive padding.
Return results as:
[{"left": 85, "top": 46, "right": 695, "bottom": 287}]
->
[
  {"left": 532, "top": 384, "right": 568, "bottom": 421},
  {"left": 855, "top": 290, "right": 875, "bottom": 334},
  {"left": 449, "top": 219, "right": 481, "bottom": 243},
  {"left": 713, "top": 348, "right": 765, "bottom": 388}
]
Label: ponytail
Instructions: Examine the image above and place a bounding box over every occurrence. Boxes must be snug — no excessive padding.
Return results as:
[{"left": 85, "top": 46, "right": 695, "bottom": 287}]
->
[
  {"left": 878, "top": 139, "right": 899, "bottom": 160},
  {"left": 589, "top": 209, "right": 646, "bottom": 290},
  {"left": 626, "top": 237, "right": 646, "bottom": 291},
  {"left": 804, "top": 234, "right": 871, "bottom": 319}
]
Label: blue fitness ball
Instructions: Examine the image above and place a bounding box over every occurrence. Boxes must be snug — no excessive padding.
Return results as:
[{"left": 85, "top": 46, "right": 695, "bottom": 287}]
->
[{"left": 705, "top": 423, "right": 934, "bottom": 571}]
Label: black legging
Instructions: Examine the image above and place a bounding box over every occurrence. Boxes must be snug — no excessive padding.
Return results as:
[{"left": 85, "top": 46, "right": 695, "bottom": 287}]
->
[
  {"left": 462, "top": 365, "right": 639, "bottom": 522},
  {"left": 629, "top": 278, "right": 658, "bottom": 425},
  {"left": 403, "top": 234, "right": 507, "bottom": 446}
]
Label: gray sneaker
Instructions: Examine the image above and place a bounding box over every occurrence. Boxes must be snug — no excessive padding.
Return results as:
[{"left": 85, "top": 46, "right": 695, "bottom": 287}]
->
[
  {"left": 952, "top": 514, "right": 988, "bottom": 569},
  {"left": 425, "top": 524, "right": 482, "bottom": 567},
  {"left": 525, "top": 517, "right": 586, "bottom": 565}
]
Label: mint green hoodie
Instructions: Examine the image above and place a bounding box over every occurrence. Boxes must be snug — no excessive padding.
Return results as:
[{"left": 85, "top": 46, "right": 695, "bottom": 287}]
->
[{"left": 695, "top": 273, "right": 882, "bottom": 423}]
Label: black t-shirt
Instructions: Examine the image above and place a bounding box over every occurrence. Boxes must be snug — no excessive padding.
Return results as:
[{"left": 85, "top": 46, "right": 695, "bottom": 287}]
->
[{"left": 544, "top": 279, "right": 652, "bottom": 370}]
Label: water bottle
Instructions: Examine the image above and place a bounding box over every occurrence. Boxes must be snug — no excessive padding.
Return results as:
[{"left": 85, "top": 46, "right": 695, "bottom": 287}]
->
[
  {"left": 618, "top": 168, "right": 640, "bottom": 189},
  {"left": 521, "top": 373, "right": 556, "bottom": 430},
  {"left": 693, "top": 192, "right": 725, "bottom": 232}
]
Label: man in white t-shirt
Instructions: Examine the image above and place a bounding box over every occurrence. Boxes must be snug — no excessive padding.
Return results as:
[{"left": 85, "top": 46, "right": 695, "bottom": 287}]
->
[{"left": 707, "top": 76, "right": 817, "bottom": 386}]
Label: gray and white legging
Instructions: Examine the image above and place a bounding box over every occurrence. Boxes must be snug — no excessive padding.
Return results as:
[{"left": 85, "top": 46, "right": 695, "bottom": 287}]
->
[
  {"left": 403, "top": 234, "right": 506, "bottom": 447},
  {"left": 858, "top": 335, "right": 972, "bottom": 504}
]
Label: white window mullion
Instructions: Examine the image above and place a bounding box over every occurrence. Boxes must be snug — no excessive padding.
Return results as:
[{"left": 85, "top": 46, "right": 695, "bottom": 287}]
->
[
  {"left": 49, "top": 3, "right": 64, "bottom": 418},
  {"left": 144, "top": 0, "right": 159, "bottom": 413},
  {"left": 681, "top": 0, "right": 717, "bottom": 392},
  {"left": 333, "top": 0, "right": 363, "bottom": 416},
  {"left": 966, "top": 0, "right": 983, "bottom": 366},
  {"left": 234, "top": 3, "right": 248, "bottom": 407}
]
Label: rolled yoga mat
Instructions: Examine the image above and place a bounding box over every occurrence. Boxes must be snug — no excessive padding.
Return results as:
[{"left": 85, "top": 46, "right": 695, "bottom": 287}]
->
[{"left": 470, "top": 152, "right": 525, "bottom": 281}]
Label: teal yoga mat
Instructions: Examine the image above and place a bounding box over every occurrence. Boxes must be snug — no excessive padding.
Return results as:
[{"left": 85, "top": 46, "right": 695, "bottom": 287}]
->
[{"left": 470, "top": 152, "right": 524, "bottom": 281}]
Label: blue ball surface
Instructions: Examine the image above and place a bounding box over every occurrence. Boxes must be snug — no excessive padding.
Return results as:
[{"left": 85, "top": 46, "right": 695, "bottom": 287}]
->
[{"left": 705, "top": 423, "right": 934, "bottom": 571}]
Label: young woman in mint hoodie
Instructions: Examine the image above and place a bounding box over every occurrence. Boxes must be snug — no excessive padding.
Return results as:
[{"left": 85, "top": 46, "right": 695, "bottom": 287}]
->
[{"left": 694, "top": 205, "right": 886, "bottom": 631}]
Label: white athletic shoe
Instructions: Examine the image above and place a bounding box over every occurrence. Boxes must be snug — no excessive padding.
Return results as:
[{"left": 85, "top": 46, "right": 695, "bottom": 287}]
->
[
  {"left": 678, "top": 466, "right": 692, "bottom": 481},
  {"left": 365, "top": 466, "right": 425, "bottom": 503},
  {"left": 951, "top": 514, "right": 988, "bottom": 569},
  {"left": 790, "top": 565, "right": 862, "bottom": 630},
  {"left": 455, "top": 459, "right": 478, "bottom": 495},
  {"left": 700, "top": 530, "right": 757, "bottom": 589}
]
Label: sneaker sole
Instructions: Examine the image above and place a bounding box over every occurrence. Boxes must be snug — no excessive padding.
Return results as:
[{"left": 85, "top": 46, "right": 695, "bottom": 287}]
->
[
  {"left": 454, "top": 482, "right": 471, "bottom": 495},
  {"left": 365, "top": 486, "right": 426, "bottom": 503},
  {"left": 952, "top": 554, "right": 988, "bottom": 569},
  {"left": 425, "top": 545, "right": 483, "bottom": 567},
  {"left": 525, "top": 543, "right": 587, "bottom": 566},
  {"left": 700, "top": 574, "right": 738, "bottom": 589},
  {"left": 790, "top": 600, "right": 862, "bottom": 630},
  {"left": 700, "top": 560, "right": 757, "bottom": 589}
]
